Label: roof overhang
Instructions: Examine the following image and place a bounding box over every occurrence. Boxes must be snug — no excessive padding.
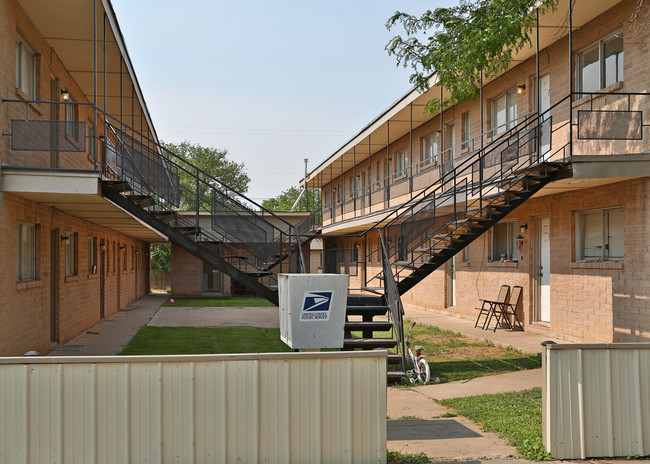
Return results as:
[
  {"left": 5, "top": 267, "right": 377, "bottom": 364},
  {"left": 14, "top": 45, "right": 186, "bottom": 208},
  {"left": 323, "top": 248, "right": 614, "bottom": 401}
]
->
[
  {"left": 2, "top": 168, "right": 167, "bottom": 242},
  {"left": 16, "top": 0, "right": 158, "bottom": 140},
  {"left": 305, "top": 0, "right": 617, "bottom": 188}
]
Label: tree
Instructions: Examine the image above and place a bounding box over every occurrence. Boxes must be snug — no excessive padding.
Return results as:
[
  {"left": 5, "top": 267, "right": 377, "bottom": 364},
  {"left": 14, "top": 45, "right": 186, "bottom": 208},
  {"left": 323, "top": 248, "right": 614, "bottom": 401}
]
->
[
  {"left": 385, "top": 0, "right": 557, "bottom": 112},
  {"left": 262, "top": 186, "right": 321, "bottom": 213},
  {"left": 150, "top": 243, "right": 171, "bottom": 273},
  {"left": 162, "top": 141, "right": 251, "bottom": 209}
]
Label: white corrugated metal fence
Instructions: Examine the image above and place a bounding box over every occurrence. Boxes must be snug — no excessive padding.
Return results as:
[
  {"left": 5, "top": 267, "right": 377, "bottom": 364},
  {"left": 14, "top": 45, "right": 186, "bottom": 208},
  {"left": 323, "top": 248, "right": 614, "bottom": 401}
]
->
[
  {"left": 0, "top": 351, "right": 387, "bottom": 464},
  {"left": 542, "top": 343, "right": 650, "bottom": 459}
]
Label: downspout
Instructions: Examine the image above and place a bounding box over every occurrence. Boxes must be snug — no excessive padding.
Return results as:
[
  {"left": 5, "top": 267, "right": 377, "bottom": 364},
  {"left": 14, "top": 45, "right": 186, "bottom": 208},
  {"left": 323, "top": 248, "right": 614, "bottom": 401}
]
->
[{"left": 291, "top": 158, "right": 309, "bottom": 211}]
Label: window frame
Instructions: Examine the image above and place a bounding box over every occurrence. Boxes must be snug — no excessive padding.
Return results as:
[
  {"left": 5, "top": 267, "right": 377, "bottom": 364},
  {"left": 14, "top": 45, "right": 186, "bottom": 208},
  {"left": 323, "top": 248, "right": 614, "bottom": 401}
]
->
[
  {"left": 16, "top": 36, "right": 36, "bottom": 99},
  {"left": 17, "top": 223, "right": 37, "bottom": 282},
  {"left": 422, "top": 131, "right": 440, "bottom": 166},
  {"left": 462, "top": 112, "right": 470, "bottom": 150},
  {"left": 576, "top": 207, "right": 624, "bottom": 261},
  {"left": 64, "top": 231, "right": 78, "bottom": 277},
  {"left": 576, "top": 31, "right": 624, "bottom": 93},
  {"left": 87, "top": 236, "right": 97, "bottom": 274},
  {"left": 491, "top": 221, "right": 518, "bottom": 262},
  {"left": 394, "top": 148, "right": 408, "bottom": 178},
  {"left": 491, "top": 89, "right": 518, "bottom": 136}
]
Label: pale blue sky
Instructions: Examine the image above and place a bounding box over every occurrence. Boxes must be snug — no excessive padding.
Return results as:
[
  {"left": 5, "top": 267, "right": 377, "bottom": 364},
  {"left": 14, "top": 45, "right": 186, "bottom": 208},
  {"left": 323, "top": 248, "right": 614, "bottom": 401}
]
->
[{"left": 111, "top": 1, "right": 444, "bottom": 202}]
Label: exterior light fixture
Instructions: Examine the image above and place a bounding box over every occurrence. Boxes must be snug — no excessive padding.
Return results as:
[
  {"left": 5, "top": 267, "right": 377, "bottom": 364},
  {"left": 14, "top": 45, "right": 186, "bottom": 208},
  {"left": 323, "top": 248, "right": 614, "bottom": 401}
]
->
[
  {"left": 61, "top": 90, "right": 70, "bottom": 101},
  {"left": 517, "top": 84, "right": 526, "bottom": 94},
  {"left": 60, "top": 235, "right": 69, "bottom": 242},
  {"left": 519, "top": 224, "right": 528, "bottom": 235}
]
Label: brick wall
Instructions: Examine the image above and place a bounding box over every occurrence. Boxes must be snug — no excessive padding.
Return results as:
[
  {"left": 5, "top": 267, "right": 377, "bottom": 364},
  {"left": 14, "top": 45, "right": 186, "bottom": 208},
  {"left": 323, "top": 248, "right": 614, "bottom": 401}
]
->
[
  {"left": 0, "top": 193, "right": 149, "bottom": 356},
  {"left": 398, "top": 179, "right": 650, "bottom": 343}
]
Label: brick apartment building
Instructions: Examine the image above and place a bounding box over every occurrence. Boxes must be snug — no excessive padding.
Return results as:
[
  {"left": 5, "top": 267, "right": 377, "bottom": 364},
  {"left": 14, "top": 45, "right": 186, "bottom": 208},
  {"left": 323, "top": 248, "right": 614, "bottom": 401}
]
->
[
  {"left": 304, "top": 0, "right": 650, "bottom": 343},
  {"left": 0, "top": 0, "right": 313, "bottom": 357},
  {"left": 0, "top": 0, "right": 162, "bottom": 356}
]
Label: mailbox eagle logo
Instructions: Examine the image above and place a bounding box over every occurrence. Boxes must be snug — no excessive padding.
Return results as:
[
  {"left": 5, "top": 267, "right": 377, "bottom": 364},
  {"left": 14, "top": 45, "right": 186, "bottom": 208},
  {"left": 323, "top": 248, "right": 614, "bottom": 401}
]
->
[{"left": 300, "top": 291, "right": 334, "bottom": 321}]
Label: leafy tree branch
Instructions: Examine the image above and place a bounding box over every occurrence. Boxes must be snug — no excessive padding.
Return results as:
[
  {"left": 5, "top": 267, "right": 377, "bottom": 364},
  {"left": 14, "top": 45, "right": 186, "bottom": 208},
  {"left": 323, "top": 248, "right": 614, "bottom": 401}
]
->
[{"left": 386, "top": 0, "right": 557, "bottom": 113}]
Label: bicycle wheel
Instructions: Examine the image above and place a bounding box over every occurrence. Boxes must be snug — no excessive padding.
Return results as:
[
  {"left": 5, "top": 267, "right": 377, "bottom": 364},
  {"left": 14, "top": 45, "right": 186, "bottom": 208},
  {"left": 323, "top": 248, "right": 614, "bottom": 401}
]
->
[{"left": 417, "top": 358, "right": 430, "bottom": 384}]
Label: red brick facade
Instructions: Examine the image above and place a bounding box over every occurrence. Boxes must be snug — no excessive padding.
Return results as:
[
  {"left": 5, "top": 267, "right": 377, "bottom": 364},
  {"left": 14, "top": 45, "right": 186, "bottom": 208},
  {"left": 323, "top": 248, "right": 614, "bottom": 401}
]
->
[{"left": 316, "top": 0, "right": 650, "bottom": 343}]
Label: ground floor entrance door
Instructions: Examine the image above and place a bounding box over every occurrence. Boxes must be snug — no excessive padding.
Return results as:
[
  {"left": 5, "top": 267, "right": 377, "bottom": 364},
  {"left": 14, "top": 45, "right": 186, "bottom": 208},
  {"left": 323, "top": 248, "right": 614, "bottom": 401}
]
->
[
  {"left": 203, "top": 262, "right": 223, "bottom": 293},
  {"left": 50, "top": 228, "right": 59, "bottom": 342},
  {"left": 537, "top": 217, "right": 551, "bottom": 323}
]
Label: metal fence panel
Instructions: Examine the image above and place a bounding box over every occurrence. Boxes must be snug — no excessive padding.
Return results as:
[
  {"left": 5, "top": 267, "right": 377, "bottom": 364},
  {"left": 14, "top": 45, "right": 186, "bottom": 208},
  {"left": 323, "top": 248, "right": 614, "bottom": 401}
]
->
[
  {"left": 543, "top": 344, "right": 650, "bottom": 459},
  {"left": 0, "top": 352, "right": 386, "bottom": 464}
]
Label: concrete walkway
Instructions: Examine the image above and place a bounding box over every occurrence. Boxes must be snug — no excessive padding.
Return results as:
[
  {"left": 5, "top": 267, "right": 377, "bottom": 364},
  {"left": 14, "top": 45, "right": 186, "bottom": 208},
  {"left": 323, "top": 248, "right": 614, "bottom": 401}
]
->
[
  {"left": 387, "top": 369, "right": 543, "bottom": 462},
  {"left": 47, "top": 293, "right": 167, "bottom": 356}
]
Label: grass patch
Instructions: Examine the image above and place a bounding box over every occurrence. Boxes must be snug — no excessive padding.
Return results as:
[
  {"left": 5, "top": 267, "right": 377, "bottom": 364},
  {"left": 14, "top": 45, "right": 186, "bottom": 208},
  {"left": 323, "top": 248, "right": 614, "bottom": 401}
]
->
[
  {"left": 162, "top": 296, "right": 274, "bottom": 307},
  {"left": 438, "top": 387, "right": 552, "bottom": 461},
  {"left": 360, "top": 320, "right": 541, "bottom": 383},
  {"left": 120, "top": 326, "right": 292, "bottom": 355},
  {"left": 387, "top": 450, "right": 429, "bottom": 464}
]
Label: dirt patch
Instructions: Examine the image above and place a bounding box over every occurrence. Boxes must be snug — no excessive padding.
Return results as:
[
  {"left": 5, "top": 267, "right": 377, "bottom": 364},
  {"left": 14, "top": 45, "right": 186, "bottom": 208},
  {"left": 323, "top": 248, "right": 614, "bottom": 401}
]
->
[{"left": 429, "top": 345, "right": 515, "bottom": 361}]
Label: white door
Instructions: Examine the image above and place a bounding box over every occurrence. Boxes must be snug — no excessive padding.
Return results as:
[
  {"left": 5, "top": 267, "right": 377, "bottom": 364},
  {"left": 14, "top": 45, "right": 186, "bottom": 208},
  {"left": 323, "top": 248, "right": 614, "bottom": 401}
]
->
[
  {"left": 447, "top": 256, "right": 456, "bottom": 307},
  {"left": 539, "top": 74, "right": 551, "bottom": 158},
  {"left": 538, "top": 217, "right": 551, "bottom": 322}
]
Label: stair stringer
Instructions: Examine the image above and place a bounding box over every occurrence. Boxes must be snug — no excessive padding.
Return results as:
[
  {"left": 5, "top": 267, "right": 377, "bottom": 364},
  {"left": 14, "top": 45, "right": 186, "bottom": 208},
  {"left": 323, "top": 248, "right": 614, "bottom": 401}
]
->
[{"left": 102, "top": 182, "right": 279, "bottom": 305}]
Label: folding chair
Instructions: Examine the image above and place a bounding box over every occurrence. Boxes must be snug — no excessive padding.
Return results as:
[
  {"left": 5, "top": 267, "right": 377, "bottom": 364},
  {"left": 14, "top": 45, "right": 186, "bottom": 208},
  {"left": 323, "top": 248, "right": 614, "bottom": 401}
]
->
[
  {"left": 475, "top": 285, "right": 510, "bottom": 330},
  {"left": 502, "top": 285, "right": 524, "bottom": 331}
]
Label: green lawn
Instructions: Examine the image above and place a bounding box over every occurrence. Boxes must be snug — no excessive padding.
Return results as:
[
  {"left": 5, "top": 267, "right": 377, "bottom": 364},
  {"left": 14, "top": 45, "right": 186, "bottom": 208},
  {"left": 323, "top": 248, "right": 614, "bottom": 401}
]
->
[
  {"left": 120, "top": 326, "right": 292, "bottom": 355},
  {"left": 353, "top": 320, "right": 541, "bottom": 383},
  {"left": 438, "top": 388, "right": 552, "bottom": 461},
  {"left": 162, "top": 296, "right": 274, "bottom": 307}
]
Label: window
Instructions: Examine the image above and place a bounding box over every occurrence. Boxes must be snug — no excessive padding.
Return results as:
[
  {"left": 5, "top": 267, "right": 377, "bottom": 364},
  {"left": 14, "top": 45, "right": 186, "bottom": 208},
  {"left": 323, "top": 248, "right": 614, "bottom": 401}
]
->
[
  {"left": 395, "top": 148, "right": 408, "bottom": 177},
  {"left": 446, "top": 124, "right": 456, "bottom": 158},
  {"left": 463, "top": 245, "right": 471, "bottom": 263},
  {"left": 65, "top": 102, "right": 77, "bottom": 139},
  {"left": 130, "top": 246, "right": 135, "bottom": 270},
  {"left": 462, "top": 112, "right": 470, "bottom": 149},
  {"left": 121, "top": 245, "right": 126, "bottom": 271},
  {"left": 16, "top": 36, "right": 36, "bottom": 99},
  {"left": 112, "top": 241, "right": 116, "bottom": 274},
  {"left": 324, "top": 190, "right": 331, "bottom": 208},
  {"left": 350, "top": 176, "right": 357, "bottom": 198},
  {"left": 64, "top": 232, "right": 77, "bottom": 276},
  {"left": 17, "top": 224, "right": 36, "bottom": 281},
  {"left": 422, "top": 131, "right": 440, "bottom": 166},
  {"left": 576, "top": 33, "right": 623, "bottom": 93},
  {"left": 376, "top": 161, "right": 381, "bottom": 185},
  {"left": 491, "top": 90, "right": 518, "bottom": 135},
  {"left": 492, "top": 221, "right": 518, "bottom": 261},
  {"left": 576, "top": 207, "right": 623, "bottom": 261},
  {"left": 397, "top": 235, "right": 408, "bottom": 261},
  {"left": 338, "top": 182, "right": 345, "bottom": 203},
  {"left": 88, "top": 237, "right": 97, "bottom": 274}
]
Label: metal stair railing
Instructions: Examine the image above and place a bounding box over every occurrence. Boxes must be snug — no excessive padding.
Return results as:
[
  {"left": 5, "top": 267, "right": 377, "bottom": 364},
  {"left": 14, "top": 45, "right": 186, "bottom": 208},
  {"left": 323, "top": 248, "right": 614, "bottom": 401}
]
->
[
  {"left": 102, "top": 117, "right": 308, "bottom": 286},
  {"left": 379, "top": 230, "right": 407, "bottom": 372},
  {"left": 364, "top": 94, "right": 572, "bottom": 289}
]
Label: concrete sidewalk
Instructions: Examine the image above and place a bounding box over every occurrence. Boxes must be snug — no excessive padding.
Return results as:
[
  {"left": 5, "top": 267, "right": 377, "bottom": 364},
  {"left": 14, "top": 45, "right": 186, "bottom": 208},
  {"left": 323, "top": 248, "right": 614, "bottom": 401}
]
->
[
  {"left": 47, "top": 293, "right": 167, "bottom": 356},
  {"left": 387, "top": 369, "right": 543, "bottom": 462}
]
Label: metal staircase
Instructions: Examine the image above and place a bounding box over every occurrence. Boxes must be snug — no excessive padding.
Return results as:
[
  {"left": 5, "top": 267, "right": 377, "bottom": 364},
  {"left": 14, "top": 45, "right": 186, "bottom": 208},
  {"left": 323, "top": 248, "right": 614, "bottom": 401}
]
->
[
  {"left": 349, "top": 98, "right": 573, "bottom": 382},
  {"left": 99, "top": 118, "right": 317, "bottom": 304}
]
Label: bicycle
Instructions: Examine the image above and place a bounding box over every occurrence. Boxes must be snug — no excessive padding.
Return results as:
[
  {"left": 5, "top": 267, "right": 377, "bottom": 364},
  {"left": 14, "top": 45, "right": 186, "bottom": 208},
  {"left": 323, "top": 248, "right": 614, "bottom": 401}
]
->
[{"left": 404, "top": 322, "right": 431, "bottom": 384}]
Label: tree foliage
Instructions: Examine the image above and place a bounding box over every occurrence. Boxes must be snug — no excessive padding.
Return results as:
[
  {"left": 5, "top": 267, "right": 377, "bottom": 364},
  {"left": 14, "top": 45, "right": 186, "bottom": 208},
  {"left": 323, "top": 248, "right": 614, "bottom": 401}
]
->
[
  {"left": 163, "top": 141, "right": 250, "bottom": 209},
  {"left": 150, "top": 243, "right": 171, "bottom": 273},
  {"left": 262, "top": 186, "right": 321, "bottom": 213},
  {"left": 385, "top": 0, "right": 557, "bottom": 112}
]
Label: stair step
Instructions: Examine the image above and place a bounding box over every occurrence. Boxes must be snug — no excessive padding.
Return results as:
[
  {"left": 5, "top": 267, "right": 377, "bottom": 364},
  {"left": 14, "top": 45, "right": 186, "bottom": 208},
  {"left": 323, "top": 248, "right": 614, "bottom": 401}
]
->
[
  {"left": 343, "top": 338, "right": 398, "bottom": 349},
  {"left": 388, "top": 354, "right": 403, "bottom": 365},
  {"left": 387, "top": 371, "right": 405, "bottom": 385},
  {"left": 345, "top": 321, "right": 394, "bottom": 332},
  {"left": 346, "top": 305, "right": 389, "bottom": 317},
  {"left": 126, "top": 194, "right": 156, "bottom": 208},
  {"left": 174, "top": 226, "right": 201, "bottom": 236},
  {"left": 102, "top": 180, "right": 132, "bottom": 192}
]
